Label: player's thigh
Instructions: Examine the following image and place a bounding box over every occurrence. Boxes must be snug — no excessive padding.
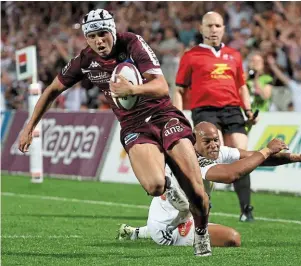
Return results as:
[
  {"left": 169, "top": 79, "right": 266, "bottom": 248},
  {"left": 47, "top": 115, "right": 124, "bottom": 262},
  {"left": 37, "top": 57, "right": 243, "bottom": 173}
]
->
[
  {"left": 128, "top": 143, "right": 165, "bottom": 195},
  {"left": 166, "top": 138, "right": 203, "bottom": 188},
  {"left": 224, "top": 132, "right": 248, "bottom": 149},
  {"left": 166, "top": 138, "right": 209, "bottom": 211},
  {"left": 220, "top": 107, "right": 247, "bottom": 138},
  {"left": 208, "top": 223, "right": 241, "bottom": 247}
]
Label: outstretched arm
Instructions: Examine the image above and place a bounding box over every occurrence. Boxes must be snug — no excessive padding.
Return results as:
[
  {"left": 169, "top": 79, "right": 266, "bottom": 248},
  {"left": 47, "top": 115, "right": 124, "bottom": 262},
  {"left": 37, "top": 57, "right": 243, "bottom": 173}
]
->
[
  {"left": 205, "top": 139, "right": 289, "bottom": 184},
  {"left": 239, "top": 148, "right": 301, "bottom": 166},
  {"left": 18, "top": 77, "right": 67, "bottom": 153}
]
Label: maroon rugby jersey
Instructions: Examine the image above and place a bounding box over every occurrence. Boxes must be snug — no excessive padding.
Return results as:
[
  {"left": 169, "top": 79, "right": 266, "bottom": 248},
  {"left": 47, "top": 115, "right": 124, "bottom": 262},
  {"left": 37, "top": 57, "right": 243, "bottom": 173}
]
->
[{"left": 58, "top": 32, "right": 172, "bottom": 129}]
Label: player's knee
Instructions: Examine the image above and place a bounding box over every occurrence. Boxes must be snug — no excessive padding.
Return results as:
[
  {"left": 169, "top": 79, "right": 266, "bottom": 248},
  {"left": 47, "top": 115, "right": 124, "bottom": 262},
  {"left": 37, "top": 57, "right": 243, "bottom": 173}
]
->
[
  {"left": 145, "top": 182, "right": 165, "bottom": 196},
  {"left": 225, "top": 230, "right": 241, "bottom": 247}
]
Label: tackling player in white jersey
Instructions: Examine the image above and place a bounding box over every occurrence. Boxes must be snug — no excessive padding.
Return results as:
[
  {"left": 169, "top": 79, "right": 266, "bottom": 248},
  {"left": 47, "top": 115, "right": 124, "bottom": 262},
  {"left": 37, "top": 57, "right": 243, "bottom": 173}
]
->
[{"left": 117, "top": 122, "right": 301, "bottom": 247}]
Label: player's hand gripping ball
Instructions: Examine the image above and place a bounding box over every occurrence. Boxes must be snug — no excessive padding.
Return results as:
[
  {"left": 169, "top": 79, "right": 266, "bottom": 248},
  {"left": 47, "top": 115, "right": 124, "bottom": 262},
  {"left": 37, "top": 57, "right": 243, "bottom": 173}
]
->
[{"left": 110, "top": 62, "right": 143, "bottom": 110}]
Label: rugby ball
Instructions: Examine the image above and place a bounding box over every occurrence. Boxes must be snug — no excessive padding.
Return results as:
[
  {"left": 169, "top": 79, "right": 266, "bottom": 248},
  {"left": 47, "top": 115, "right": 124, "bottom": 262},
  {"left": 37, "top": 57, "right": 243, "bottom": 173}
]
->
[{"left": 111, "top": 62, "right": 143, "bottom": 110}]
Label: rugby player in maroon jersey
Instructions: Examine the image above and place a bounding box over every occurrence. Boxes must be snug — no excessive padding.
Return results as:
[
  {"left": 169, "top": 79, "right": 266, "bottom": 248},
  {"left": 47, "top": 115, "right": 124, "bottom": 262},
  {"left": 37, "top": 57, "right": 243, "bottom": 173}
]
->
[{"left": 19, "top": 9, "right": 211, "bottom": 256}]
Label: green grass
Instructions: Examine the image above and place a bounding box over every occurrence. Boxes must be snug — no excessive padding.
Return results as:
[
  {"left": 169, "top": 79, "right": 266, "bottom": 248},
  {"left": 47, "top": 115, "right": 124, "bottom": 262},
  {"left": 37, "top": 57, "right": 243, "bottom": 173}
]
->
[{"left": 1, "top": 174, "right": 301, "bottom": 266}]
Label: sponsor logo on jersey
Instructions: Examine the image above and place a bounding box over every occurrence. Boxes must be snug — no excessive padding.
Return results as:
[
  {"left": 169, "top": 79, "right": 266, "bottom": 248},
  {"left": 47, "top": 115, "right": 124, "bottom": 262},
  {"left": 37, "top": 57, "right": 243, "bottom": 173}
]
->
[
  {"left": 124, "top": 133, "right": 140, "bottom": 145},
  {"left": 222, "top": 54, "right": 234, "bottom": 61},
  {"left": 137, "top": 35, "right": 160, "bottom": 66},
  {"left": 88, "top": 61, "right": 101, "bottom": 68},
  {"left": 211, "top": 63, "right": 231, "bottom": 79},
  {"left": 81, "top": 68, "right": 111, "bottom": 83},
  {"left": 164, "top": 118, "right": 184, "bottom": 137},
  {"left": 178, "top": 220, "right": 193, "bottom": 237}
]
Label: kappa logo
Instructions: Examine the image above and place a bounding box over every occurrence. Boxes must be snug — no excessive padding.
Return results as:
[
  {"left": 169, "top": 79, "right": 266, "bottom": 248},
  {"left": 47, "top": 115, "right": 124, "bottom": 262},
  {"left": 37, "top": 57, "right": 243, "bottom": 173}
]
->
[
  {"left": 88, "top": 61, "right": 101, "bottom": 68},
  {"left": 164, "top": 118, "right": 184, "bottom": 137},
  {"left": 124, "top": 133, "right": 140, "bottom": 145},
  {"left": 10, "top": 118, "right": 101, "bottom": 165}
]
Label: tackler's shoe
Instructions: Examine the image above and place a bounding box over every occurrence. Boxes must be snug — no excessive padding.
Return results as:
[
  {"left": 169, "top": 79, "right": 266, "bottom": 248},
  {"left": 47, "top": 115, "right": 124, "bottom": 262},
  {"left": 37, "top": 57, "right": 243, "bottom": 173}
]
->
[{"left": 239, "top": 205, "right": 254, "bottom": 222}]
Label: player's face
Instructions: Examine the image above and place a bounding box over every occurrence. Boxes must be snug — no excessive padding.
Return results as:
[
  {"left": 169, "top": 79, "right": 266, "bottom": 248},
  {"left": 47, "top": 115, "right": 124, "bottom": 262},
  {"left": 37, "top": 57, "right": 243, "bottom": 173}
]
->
[
  {"left": 195, "top": 131, "right": 220, "bottom": 160},
  {"left": 202, "top": 16, "right": 225, "bottom": 46},
  {"left": 86, "top": 31, "right": 114, "bottom": 58}
]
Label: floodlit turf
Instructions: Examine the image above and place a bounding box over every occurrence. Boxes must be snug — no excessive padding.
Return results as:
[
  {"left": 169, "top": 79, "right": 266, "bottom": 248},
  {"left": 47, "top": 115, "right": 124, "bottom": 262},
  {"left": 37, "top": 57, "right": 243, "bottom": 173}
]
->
[{"left": 1, "top": 175, "right": 301, "bottom": 265}]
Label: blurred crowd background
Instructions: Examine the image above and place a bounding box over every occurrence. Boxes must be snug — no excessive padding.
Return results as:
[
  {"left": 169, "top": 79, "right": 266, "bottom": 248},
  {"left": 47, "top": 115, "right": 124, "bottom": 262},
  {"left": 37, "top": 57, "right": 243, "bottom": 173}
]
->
[{"left": 1, "top": 1, "right": 301, "bottom": 112}]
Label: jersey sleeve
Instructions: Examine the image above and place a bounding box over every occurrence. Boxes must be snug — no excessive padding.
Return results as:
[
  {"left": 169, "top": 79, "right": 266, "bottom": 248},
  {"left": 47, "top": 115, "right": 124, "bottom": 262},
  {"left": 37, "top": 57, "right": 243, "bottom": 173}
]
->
[
  {"left": 176, "top": 52, "right": 192, "bottom": 88},
  {"left": 235, "top": 52, "right": 245, "bottom": 89},
  {"left": 129, "top": 35, "right": 162, "bottom": 75},
  {"left": 198, "top": 156, "right": 217, "bottom": 180},
  {"left": 57, "top": 55, "right": 84, "bottom": 88},
  {"left": 218, "top": 146, "right": 240, "bottom": 164},
  {"left": 200, "top": 163, "right": 217, "bottom": 180}
]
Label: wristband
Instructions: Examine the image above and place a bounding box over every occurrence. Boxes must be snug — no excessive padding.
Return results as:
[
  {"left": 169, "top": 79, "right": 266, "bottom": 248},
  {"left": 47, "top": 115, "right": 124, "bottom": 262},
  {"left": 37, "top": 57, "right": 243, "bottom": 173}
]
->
[{"left": 259, "top": 148, "right": 271, "bottom": 159}]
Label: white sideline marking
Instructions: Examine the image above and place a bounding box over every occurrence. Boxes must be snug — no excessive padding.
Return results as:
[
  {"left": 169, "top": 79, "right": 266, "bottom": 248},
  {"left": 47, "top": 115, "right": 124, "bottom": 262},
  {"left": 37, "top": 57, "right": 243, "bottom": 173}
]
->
[
  {"left": 1, "top": 235, "right": 82, "bottom": 239},
  {"left": 2, "top": 192, "right": 301, "bottom": 225}
]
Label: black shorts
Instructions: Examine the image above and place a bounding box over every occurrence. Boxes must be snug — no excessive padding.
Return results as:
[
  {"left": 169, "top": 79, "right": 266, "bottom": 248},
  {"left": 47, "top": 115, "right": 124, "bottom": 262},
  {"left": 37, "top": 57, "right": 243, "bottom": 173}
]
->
[{"left": 191, "top": 106, "right": 247, "bottom": 135}]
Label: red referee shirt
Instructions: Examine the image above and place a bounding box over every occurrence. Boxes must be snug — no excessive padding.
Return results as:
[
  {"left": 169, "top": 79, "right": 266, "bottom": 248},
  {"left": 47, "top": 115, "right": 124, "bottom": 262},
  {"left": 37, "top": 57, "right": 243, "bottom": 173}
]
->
[{"left": 176, "top": 43, "right": 245, "bottom": 109}]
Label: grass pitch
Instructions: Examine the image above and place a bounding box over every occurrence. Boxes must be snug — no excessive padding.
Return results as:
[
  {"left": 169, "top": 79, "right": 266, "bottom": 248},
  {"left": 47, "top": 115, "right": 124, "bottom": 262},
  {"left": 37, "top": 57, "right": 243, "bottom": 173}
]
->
[{"left": 1, "top": 175, "right": 301, "bottom": 265}]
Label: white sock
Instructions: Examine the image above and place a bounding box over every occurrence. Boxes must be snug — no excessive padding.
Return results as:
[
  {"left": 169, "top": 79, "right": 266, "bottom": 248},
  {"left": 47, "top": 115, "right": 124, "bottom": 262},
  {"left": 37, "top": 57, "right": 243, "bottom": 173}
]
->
[{"left": 132, "top": 226, "right": 151, "bottom": 240}]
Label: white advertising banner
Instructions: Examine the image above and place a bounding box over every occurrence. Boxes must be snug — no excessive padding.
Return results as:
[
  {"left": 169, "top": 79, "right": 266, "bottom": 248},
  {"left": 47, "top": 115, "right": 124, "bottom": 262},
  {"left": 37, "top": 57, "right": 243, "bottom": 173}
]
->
[
  {"left": 99, "top": 112, "right": 301, "bottom": 194},
  {"left": 246, "top": 112, "right": 301, "bottom": 194},
  {"left": 100, "top": 122, "right": 138, "bottom": 184}
]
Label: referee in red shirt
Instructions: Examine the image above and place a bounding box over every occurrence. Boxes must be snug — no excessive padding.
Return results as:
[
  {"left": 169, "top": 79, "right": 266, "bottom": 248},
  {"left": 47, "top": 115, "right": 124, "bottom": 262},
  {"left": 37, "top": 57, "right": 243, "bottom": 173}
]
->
[{"left": 174, "top": 11, "right": 257, "bottom": 222}]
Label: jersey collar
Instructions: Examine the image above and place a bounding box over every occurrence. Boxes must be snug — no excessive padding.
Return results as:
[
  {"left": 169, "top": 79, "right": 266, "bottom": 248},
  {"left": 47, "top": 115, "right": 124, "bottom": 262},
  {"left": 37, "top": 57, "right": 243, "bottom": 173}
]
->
[{"left": 198, "top": 43, "right": 225, "bottom": 58}]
